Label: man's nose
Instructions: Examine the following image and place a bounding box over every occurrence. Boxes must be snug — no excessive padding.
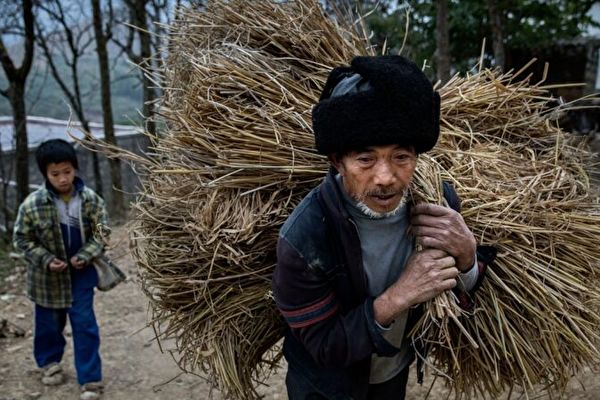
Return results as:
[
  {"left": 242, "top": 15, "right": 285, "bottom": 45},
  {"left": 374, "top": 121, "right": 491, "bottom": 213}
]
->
[{"left": 373, "top": 161, "right": 396, "bottom": 186}]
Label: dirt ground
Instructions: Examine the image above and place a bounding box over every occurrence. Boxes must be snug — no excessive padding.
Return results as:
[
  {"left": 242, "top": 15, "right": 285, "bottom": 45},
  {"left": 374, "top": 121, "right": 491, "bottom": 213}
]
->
[{"left": 1, "top": 227, "right": 599, "bottom": 400}]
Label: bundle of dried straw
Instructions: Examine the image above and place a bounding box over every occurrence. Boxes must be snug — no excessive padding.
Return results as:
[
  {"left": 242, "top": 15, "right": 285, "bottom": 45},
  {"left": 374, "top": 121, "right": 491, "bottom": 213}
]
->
[{"left": 81, "top": 1, "right": 600, "bottom": 398}]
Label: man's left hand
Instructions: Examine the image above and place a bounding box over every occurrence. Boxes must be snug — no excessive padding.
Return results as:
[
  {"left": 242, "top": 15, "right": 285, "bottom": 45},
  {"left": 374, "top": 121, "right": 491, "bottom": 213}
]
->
[
  {"left": 410, "top": 203, "right": 476, "bottom": 272},
  {"left": 70, "top": 256, "right": 86, "bottom": 269}
]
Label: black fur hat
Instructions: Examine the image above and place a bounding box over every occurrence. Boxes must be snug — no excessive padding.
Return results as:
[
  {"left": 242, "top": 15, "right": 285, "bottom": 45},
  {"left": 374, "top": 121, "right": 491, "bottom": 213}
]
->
[{"left": 312, "top": 55, "right": 440, "bottom": 155}]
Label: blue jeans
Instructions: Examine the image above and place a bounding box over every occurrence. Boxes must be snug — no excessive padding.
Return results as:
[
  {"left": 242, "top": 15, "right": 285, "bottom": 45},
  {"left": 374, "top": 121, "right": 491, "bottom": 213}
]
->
[{"left": 34, "top": 267, "right": 101, "bottom": 385}]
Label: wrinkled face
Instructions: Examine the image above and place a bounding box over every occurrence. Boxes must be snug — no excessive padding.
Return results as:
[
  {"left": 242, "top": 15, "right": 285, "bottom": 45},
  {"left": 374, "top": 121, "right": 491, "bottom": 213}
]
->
[
  {"left": 46, "top": 161, "right": 76, "bottom": 195},
  {"left": 333, "top": 144, "right": 417, "bottom": 216}
]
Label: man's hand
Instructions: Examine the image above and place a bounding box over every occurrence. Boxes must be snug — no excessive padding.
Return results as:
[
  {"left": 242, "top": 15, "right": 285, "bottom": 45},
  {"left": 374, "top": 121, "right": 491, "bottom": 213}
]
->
[
  {"left": 374, "top": 249, "right": 459, "bottom": 326},
  {"left": 70, "top": 256, "right": 86, "bottom": 269},
  {"left": 48, "top": 258, "right": 67, "bottom": 272},
  {"left": 410, "top": 203, "right": 476, "bottom": 272}
]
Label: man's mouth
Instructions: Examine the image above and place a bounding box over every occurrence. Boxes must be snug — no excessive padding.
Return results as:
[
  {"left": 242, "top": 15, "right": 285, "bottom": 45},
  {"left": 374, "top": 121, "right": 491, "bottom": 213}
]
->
[
  {"left": 354, "top": 189, "right": 408, "bottom": 218},
  {"left": 373, "top": 194, "right": 395, "bottom": 201},
  {"left": 369, "top": 192, "right": 399, "bottom": 207}
]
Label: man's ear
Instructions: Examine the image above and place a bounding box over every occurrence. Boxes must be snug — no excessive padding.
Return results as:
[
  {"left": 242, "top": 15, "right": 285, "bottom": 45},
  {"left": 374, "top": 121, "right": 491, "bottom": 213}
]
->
[{"left": 328, "top": 154, "right": 345, "bottom": 176}]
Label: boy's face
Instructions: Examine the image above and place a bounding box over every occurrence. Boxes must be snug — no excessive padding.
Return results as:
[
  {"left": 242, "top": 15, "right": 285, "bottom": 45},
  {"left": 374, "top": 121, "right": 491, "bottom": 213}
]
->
[{"left": 46, "top": 161, "right": 76, "bottom": 195}]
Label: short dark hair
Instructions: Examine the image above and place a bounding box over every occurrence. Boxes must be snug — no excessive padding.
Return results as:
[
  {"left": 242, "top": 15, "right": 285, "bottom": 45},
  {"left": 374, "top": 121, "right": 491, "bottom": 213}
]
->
[{"left": 35, "top": 139, "right": 79, "bottom": 175}]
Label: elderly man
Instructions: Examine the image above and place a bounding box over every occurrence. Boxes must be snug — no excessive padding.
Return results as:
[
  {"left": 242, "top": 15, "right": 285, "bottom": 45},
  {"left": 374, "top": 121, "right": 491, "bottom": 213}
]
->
[{"left": 272, "top": 56, "right": 494, "bottom": 400}]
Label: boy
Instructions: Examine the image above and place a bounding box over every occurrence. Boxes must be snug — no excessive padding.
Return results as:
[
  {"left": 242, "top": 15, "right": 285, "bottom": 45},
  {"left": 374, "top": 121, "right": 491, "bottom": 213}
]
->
[{"left": 13, "top": 139, "right": 108, "bottom": 400}]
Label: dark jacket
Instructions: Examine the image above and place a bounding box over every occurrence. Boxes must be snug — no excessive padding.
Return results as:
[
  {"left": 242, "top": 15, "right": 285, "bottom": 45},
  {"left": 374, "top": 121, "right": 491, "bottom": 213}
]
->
[{"left": 272, "top": 170, "right": 495, "bottom": 399}]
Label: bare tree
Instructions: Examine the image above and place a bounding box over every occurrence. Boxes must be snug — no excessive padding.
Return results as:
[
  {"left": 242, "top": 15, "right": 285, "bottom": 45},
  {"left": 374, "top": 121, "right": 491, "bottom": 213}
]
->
[
  {"left": 0, "top": 0, "right": 35, "bottom": 206},
  {"left": 92, "top": 0, "right": 125, "bottom": 219},
  {"left": 36, "top": 0, "right": 104, "bottom": 196},
  {"left": 113, "top": 0, "right": 159, "bottom": 140},
  {"left": 0, "top": 135, "right": 16, "bottom": 238},
  {"left": 435, "top": 0, "right": 451, "bottom": 83},
  {"left": 112, "top": 0, "right": 179, "bottom": 142},
  {"left": 487, "top": 0, "right": 505, "bottom": 71}
]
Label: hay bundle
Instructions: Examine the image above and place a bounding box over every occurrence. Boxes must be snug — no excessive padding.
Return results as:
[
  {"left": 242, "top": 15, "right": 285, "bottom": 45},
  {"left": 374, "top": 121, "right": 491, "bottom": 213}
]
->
[
  {"left": 85, "top": 1, "right": 600, "bottom": 398},
  {"left": 127, "top": 2, "right": 366, "bottom": 398},
  {"left": 410, "top": 67, "right": 600, "bottom": 397}
]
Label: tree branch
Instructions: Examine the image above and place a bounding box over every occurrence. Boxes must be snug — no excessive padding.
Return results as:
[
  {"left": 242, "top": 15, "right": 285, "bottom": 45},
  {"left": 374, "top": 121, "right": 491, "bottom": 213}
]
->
[
  {"left": 105, "top": 0, "right": 114, "bottom": 40},
  {"left": 111, "top": 22, "right": 141, "bottom": 64},
  {"left": 18, "top": 0, "right": 35, "bottom": 81},
  {"left": 35, "top": 21, "right": 80, "bottom": 113},
  {"left": 0, "top": 35, "right": 17, "bottom": 81},
  {"left": 26, "top": 62, "right": 50, "bottom": 113},
  {"left": 0, "top": 0, "right": 35, "bottom": 83}
]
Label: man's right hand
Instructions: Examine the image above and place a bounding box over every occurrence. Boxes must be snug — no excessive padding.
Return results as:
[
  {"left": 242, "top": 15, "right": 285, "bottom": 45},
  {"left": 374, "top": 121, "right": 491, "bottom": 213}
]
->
[
  {"left": 48, "top": 258, "right": 67, "bottom": 272},
  {"left": 373, "top": 249, "right": 459, "bottom": 326}
]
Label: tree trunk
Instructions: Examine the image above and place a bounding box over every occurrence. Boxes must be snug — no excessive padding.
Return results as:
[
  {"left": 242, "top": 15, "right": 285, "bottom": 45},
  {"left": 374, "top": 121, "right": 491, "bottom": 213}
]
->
[
  {"left": 142, "top": 77, "right": 156, "bottom": 139},
  {"left": 10, "top": 82, "right": 29, "bottom": 205},
  {"left": 487, "top": 0, "right": 505, "bottom": 71},
  {"left": 0, "top": 141, "right": 12, "bottom": 237},
  {"left": 584, "top": 43, "right": 598, "bottom": 95},
  {"left": 92, "top": 0, "right": 125, "bottom": 219},
  {"left": 0, "top": 0, "right": 35, "bottom": 210},
  {"left": 435, "top": 0, "right": 451, "bottom": 83},
  {"left": 81, "top": 120, "right": 104, "bottom": 197},
  {"left": 135, "top": 0, "right": 157, "bottom": 139}
]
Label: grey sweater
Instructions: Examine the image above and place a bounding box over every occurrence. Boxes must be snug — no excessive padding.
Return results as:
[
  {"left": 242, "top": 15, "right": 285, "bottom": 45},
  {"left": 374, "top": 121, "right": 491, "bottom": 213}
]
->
[{"left": 336, "top": 175, "right": 477, "bottom": 384}]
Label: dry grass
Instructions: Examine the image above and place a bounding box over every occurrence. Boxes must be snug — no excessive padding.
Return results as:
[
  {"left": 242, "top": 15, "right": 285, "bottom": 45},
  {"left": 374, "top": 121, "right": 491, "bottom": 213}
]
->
[
  {"left": 78, "top": 1, "right": 600, "bottom": 399},
  {"left": 410, "top": 68, "right": 600, "bottom": 398}
]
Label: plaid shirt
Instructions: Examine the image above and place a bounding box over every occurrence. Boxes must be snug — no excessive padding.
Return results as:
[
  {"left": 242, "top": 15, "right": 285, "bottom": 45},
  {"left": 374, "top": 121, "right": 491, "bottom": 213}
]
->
[{"left": 13, "top": 180, "right": 108, "bottom": 308}]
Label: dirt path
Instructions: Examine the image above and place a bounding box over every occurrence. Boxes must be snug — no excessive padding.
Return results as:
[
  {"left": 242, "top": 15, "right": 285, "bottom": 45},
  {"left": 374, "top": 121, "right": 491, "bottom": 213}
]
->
[
  {"left": 1, "top": 227, "right": 599, "bottom": 400},
  {"left": 0, "top": 228, "right": 206, "bottom": 400}
]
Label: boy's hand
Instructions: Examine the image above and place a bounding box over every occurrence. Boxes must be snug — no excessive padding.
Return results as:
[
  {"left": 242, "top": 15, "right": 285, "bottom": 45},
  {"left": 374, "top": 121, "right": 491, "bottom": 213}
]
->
[
  {"left": 48, "top": 258, "right": 67, "bottom": 272},
  {"left": 70, "top": 256, "right": 86, "bottom": 269}
]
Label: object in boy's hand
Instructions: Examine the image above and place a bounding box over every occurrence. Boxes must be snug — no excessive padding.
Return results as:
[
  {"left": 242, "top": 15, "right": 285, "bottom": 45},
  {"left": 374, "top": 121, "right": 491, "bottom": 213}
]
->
[
  {"left": 48, "top": 258, "right": 67, "bottom": 272},
  {"left": 70, "top": 256, "right": 86, "bottom": 269}
]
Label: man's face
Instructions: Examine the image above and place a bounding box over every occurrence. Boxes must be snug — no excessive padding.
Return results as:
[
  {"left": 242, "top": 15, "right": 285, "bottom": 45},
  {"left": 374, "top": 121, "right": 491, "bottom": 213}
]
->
[
  {"left": 46, "top": 161, "right": 76, "bottom": 195},
  {"left": 333, "top": 144, "right": 417, "bottom": 215}
]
